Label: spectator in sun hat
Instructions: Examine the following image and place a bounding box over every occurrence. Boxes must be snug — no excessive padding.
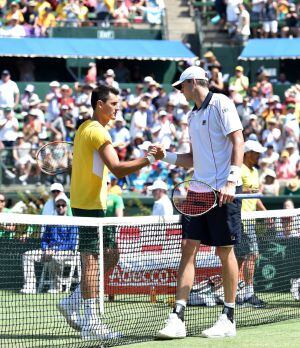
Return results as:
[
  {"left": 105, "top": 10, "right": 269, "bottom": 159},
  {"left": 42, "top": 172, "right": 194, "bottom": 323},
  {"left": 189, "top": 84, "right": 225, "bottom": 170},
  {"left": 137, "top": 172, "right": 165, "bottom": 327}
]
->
[
  {"left": 281, "top": 3, "right": 299, "bottom": 38},
  {"left": 42, "top": 183, "right": 72, "bottom": 216},
  {"left": 129, "top": 101, "right": 148, "bottom": 139},
  {"left": 202, "top": 50, "right": 221, "bottom": 71},
  {"left": 229, "top": 66, "right": 249, "bottom": 99},
  {"left": 59, "top": 84, "right": 74, "bottom": 110},
  {"left": 104, "top": 69, "right": 119, "bottom": 90},
  {"left": 262, "top": 143, "right": 279, "bottom": 169},
  {"left": 85, "top": 62, "right": 97, "bottom": 84},
  {"left": 236, "top": 96, "right": 254, "bottom": 126},
  {"left": 21, "top": 84, "right": 38, "bottom": 111},
  {"left": 261, "top": 118, "right": 281, "bottom": 152},
  {"left": 23, "top": 108, "right": 42, "bottom": 142},
  {"left": 46, "top": 81, "right": 61, "bottom": 122},
  {"left": 260, "top": 168, "right": 279, "bottom": 196},
  {"left": 276, "top": 150, "right": 296, "bottom": 180},
  {"left": 148, "top": 179, "right": 173, "bottom": 216},
  {"left": 283, "top": 103, "right": 299, "bottom": 145},
  {"left": 284, "top": 142, "right": 299, "bottom": 169},
  {"left": 13, "top": 131, "right": 35, "bottom": 184},
  {"left": 109, "top": 111, "right": 130, "bottom": 161},
  {"left": 5, "top": 1, "right": 24, "bottom": 24},
  {"left": 0, "top": 107, "right": 19, "bottom": 151}
]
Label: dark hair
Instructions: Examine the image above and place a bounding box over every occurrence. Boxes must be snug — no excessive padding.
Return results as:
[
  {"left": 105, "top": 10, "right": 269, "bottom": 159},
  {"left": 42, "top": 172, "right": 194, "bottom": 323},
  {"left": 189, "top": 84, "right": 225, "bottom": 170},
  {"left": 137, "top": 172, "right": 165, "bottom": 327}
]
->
[{"left": 91, "top": 84, "right": 119, "bottom": 110}]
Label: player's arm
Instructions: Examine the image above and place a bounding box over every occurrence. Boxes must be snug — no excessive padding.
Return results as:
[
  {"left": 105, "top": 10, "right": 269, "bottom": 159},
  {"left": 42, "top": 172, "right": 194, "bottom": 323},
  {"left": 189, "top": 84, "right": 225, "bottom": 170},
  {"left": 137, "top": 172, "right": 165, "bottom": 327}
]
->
[
  {"left": 99, "top": 141, "right": 154, "bottom": 178},
  {"left": 155, "top": 143, "right": 194, "bottom": 168},
  {"left": 256, "top": 199, "right": 266, "bottom": 211}
]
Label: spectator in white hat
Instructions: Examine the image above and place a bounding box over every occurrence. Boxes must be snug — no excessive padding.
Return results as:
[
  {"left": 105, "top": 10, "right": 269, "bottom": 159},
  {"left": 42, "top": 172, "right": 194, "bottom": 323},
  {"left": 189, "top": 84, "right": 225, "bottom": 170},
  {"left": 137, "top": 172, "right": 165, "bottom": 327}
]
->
[
  {"left": 109, "top": 112, "right": 130, "bottom": 160},
  {"left": 129, "top": 101, "right": 148, "bottom": 139},
  {"left": 284, "top": 142, "right": 299, "bottom": 170},
  {"left": 21, "top": 84, "right": 38, "bottom": 111},
  {"left": 13, "top": 132, "right": 35, "bottom": 184},
  {"left": 0, "top": 69, "right": 19, "bottom": 112},
  {"left": 148, "top": 179, "right": 173, "bottom": 216},
  {"left": 85, "top": 62, "right": 97, "bottom": 84},
  {"left": 104, "top": 69, "right": 119, "bottom": 90},
  {"left": 46, "top": 81, "right": 61, "bottom": 122},
  {"left": 59, "top": 84, "right": 74, "bottom": 111},
  {"left": 260, "top": 168, "right": 279, "bottom": 196},
  {"left": 42, "top": 183, "right": 72, "bottom": 216}
]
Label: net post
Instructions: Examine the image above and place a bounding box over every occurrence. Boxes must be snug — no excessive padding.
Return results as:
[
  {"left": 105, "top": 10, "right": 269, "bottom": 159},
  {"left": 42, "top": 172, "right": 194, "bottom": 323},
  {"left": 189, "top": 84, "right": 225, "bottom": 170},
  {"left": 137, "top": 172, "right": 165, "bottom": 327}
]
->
[{"left": 98, "top": 220, "right": 104, "bottom": 314}]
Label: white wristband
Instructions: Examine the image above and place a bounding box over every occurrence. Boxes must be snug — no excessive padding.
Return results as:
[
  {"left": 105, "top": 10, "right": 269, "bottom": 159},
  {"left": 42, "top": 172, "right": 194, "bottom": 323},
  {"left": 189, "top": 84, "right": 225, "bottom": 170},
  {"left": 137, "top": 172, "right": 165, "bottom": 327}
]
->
[
  {"left": 146, "top": 154, "right": 156, "bottom": 164},
  {"left": 162, "top": 151, "right": 178, "bottom": 165},
  {"left": 227, "top": 165, "right": 241, "bottom": 184}
]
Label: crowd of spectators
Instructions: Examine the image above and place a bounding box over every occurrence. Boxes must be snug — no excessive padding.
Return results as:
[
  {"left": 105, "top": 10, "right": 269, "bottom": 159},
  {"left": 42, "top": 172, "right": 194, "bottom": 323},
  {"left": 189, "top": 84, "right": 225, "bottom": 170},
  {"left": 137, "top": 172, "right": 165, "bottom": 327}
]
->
[
  {"left": 0, "top": 52, "right": 299, "bottom": 196},
  {"left": 0, "top": 0, "right": 165, "bottom": 38},
  {"left": 211, "top": 0, "right": 299, "bottom": 44}
]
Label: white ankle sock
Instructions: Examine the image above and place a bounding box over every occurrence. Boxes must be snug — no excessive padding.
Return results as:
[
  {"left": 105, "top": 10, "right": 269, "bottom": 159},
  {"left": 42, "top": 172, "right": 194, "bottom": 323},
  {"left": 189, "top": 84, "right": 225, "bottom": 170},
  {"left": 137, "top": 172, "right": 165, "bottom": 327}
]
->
[{"left": 224, "top": 301, "right": 235, "bottom": 309}]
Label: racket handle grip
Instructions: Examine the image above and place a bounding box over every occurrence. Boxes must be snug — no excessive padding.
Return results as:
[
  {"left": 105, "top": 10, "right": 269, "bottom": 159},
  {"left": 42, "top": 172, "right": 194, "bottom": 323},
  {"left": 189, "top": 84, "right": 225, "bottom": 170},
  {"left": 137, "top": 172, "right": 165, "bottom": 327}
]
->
[{"left": 235, "top": 193, "right": 263, "bottom": 199}]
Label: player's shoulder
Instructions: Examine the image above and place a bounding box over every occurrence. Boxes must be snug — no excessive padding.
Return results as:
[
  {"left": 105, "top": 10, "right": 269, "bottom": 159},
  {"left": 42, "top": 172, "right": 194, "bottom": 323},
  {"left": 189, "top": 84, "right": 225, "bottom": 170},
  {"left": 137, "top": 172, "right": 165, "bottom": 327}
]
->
[{"left": 211, "top": 92, "right": 232, "bottom": 106}]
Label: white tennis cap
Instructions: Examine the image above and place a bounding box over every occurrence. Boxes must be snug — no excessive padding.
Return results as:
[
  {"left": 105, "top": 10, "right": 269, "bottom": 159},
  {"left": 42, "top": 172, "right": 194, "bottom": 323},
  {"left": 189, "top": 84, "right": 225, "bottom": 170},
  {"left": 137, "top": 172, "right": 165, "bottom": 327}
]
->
[
  {"left": 264, "top": 169, "right": 276, "bottom": 178},
  {"left": 148, "top": 179, "right": 168, "bottom": 191},
  {"left": 55, "top": 193, "right": 68, "bottom": 203},
  {"left": 172, "top": 66, "right": 208, "bottom": 89},
  {"left": 50, "top": 183, "right": 64, "bottom": 192},
  {"left": 244, "top": 140, "right": 266, "bottom": 154}
]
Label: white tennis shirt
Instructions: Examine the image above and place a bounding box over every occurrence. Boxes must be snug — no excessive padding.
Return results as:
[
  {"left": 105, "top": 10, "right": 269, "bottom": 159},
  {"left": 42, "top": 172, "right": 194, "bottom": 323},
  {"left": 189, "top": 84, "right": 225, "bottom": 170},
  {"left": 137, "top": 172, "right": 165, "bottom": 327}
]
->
[{"left": 188, "top": 93, "right": 243, "bottom": 189}]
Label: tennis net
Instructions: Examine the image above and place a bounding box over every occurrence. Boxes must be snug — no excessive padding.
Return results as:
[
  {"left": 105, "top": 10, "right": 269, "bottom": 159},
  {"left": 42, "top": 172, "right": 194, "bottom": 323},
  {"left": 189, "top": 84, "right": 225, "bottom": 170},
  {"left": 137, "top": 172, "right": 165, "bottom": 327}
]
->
[{"left": 0, "top": 209, "right": 300, "bottom": 347}]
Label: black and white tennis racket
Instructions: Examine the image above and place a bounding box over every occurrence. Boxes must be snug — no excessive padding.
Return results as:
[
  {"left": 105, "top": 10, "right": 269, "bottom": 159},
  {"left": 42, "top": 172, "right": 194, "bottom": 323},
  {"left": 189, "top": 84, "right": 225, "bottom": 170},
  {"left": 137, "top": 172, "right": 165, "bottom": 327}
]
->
[
  {"left": 172, "top": 179, "right": 262, "bottom": 217},
  {"left": 36, "top": 141, "right": 73, "bottom": 175}
]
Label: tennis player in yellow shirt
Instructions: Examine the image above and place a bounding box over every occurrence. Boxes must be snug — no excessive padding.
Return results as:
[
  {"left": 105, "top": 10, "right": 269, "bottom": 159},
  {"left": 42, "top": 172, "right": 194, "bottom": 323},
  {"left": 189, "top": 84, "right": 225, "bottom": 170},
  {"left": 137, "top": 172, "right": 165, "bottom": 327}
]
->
[
  {"left": 58, "top": 84, "right": 159, "bottom": 340},
  {"left": 235, "top": 140, "right": 267, "bottom": 308}
]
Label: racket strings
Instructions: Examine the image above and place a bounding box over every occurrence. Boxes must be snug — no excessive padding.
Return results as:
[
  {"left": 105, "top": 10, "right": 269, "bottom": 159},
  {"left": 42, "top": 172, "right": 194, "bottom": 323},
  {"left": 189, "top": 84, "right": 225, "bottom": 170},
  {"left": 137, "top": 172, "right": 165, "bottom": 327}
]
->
[
  {"left": 175, "top": 190, "right": 216, "bottom": 215},
  {"left": 36, "top": 142, "right": 73, "bottom": 175}
]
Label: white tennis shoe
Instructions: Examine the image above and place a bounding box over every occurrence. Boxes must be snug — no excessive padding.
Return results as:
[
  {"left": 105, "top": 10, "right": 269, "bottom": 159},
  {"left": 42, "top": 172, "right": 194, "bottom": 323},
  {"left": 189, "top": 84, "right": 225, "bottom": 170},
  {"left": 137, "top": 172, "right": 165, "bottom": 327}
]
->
[
  {"left": 58, "top": 297, "right": 82, "bottom": 332},
  {"left": 202, "top": 314, "right": 236, "bottom": 338},
  {"left": 81, "top": 318, "right": 122, "bottom": 340},
  {"left": 20, "top": 287, "right": 36, "bottom": 294},
  {"left": 157, "top": 313, "right": 186, "bottom": 339}
]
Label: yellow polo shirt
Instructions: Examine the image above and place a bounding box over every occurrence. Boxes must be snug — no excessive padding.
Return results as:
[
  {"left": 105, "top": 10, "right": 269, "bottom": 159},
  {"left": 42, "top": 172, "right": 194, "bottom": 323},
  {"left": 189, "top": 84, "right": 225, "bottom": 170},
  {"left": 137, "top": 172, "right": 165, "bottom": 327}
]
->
[
  {"left": 70, "top": 120, "right": 111, "bottom": 210},
  {"left": 241, "top": 163, "right": 259, "bottom": 212}
]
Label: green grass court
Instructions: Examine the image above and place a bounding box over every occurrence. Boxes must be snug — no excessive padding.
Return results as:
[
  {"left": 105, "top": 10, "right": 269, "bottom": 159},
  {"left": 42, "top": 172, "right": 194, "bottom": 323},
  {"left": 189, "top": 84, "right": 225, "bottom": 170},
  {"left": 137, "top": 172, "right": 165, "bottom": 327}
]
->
[{"left": 0, "top": 290, "right": 299, "bottom": 347}]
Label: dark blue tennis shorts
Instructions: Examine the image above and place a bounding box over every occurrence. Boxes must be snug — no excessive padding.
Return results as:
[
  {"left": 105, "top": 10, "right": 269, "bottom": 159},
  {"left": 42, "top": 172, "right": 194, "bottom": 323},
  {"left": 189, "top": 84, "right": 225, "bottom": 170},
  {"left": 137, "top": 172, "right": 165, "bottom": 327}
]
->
[{"left": 181, "top": 186, "right": 242, "bottom": 247}]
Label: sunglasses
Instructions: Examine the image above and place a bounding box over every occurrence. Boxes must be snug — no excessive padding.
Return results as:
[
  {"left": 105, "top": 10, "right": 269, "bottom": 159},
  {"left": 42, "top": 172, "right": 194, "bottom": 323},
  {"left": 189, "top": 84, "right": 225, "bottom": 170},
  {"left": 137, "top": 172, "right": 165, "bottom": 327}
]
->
[
  {"left": 56, "top": 204, "right": 66, "bottom": 208},
  {"left": 51, "top": 190, "right": 61, "bottom": 194}
]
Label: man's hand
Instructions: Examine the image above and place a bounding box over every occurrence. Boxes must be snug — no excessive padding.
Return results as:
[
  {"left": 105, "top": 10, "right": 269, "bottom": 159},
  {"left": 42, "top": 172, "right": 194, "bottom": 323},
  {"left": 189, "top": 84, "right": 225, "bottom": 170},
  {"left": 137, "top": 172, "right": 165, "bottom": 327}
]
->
[
  {"left": 148, "top": 144, "right": 165, "bottom": 160},
  {"left": 218, "top": 182, "right": 236, "bottom": 206}
]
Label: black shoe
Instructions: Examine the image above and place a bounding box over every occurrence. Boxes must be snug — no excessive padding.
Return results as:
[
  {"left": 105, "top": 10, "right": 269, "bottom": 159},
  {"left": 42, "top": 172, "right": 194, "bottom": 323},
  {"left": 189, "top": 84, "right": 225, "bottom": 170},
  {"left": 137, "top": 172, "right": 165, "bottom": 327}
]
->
[{"left": 244, "top": 294, "right": 266, "bottom": 308}]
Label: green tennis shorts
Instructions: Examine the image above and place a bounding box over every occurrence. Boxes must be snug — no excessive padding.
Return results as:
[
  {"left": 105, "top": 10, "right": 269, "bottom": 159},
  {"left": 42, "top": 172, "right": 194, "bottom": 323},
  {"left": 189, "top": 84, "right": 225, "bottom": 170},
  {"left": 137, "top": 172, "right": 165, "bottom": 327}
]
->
[{"left": 71, "top": 208, "right": 116, "bottom": 254}]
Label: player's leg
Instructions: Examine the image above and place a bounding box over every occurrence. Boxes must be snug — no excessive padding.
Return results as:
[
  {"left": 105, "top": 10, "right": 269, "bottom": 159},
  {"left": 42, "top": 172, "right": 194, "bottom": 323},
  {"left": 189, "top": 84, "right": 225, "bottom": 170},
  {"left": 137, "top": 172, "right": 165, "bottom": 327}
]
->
[
  {"left": 242, "top": 224, "right": 266, "bottom": 307},
  {"left": 21, "top": 249, "right": 43, "bottom": 294},
  {"left": 157, "top": 239, "right": 199, "bottom": 339},
  {"left": 201, "top": 193, "right": 241, "bottom": 338},
  {"left": 157, "top": 214, "right": 206, "bottom": 339}
]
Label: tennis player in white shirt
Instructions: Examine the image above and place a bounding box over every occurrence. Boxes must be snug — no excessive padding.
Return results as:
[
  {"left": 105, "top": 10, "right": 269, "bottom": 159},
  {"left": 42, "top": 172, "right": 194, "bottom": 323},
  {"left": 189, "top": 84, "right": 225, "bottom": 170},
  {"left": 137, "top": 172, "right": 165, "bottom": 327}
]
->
[{"left": 154, "top": 66, "right": 244, "bottom": 339}]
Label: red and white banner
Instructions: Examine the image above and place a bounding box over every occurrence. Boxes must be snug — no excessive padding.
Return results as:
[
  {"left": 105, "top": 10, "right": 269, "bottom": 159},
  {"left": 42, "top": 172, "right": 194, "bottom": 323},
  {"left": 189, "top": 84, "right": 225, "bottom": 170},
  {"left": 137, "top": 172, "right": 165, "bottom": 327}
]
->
[{"left": 105, "top": 225, "right": 221, "bottom": 295}]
